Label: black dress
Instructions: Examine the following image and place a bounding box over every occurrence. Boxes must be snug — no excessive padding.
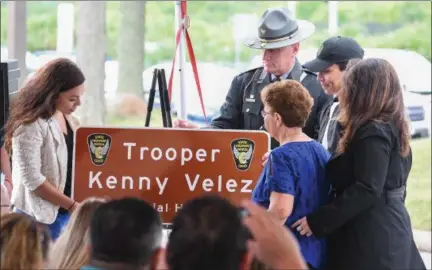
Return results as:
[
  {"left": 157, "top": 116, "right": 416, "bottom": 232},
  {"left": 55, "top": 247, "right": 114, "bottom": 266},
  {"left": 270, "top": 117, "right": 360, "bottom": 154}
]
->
[
  {"left": 58, "top": 117, "right": 73, "bottom": 214},
  {"left": 307, "top": 121, "right": 425, "bottom": 270}
]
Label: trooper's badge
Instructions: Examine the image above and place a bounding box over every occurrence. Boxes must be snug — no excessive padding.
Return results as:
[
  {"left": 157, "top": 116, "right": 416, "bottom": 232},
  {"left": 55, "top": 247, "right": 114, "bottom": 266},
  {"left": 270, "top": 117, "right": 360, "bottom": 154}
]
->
[
  {"left": 231, "top": 138, "right": 255, "bottom": 171},
  {"left": 87, "top": 133, "right": 112, "bottom": 166}
]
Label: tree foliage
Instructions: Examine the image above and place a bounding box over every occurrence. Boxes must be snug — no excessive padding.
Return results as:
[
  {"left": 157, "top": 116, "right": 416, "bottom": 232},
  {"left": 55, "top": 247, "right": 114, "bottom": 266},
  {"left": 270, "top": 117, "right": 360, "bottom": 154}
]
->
[{"left": 0, "top": 1, "right": 430, "bottom": 64}]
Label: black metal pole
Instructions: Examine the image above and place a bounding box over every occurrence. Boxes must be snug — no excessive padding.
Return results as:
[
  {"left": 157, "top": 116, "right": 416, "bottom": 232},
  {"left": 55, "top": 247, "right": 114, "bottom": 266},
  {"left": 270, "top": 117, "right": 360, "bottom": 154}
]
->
[
  {"left": 145, "top": 69, "right": 158, "bottom": 127},
  {"left": 159, "top": 69, "right": 172, "bottom": 128},
  {"left": 157, "top": 69, "right": 168, "bottom": 127}
]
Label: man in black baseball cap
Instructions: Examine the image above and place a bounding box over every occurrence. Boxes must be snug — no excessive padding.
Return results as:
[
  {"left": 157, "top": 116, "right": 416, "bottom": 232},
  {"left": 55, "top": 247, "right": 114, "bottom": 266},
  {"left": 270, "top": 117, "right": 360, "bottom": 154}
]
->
[
  {"left": 303, "top": 36, "right": 364, "bottom": 153},
  {"left": 303, "top": 36, "right": 364, "bottom": 73}
]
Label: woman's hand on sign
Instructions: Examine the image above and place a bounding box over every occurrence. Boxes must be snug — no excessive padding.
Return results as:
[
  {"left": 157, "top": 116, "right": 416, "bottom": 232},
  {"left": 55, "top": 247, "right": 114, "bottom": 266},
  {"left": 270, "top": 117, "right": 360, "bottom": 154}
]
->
[
  {"left": 241, "top": 199, "right": 307, "bottom": 270},
  {"left": 173, "top": 119, "right": 199, "bottom": 129},
  {"left": 261, "top": 151, "right": 270, "bottom": 167}
]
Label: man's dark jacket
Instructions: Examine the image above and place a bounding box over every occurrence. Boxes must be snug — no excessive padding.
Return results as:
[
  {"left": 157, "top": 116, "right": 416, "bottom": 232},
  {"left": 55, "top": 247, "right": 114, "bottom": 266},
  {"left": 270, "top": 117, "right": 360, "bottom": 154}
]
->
[{"left": 210, "top": 59, "right": 332, "bottom": 148}]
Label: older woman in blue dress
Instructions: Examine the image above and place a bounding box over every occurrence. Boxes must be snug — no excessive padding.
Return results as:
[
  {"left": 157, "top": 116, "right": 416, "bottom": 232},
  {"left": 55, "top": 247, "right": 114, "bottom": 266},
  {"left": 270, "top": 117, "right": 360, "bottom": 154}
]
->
[{"left": 252, "top": 80, "right": 330, "bottom": 270}]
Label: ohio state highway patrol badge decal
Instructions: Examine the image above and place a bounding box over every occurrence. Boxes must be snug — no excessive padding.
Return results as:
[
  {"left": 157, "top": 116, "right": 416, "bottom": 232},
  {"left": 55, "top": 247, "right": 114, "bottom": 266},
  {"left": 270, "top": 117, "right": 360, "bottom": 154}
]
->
[
  {"left": 231, "top": 138, "right": 255, "bottom": 171},
  {"left": 87, "top": 133, "right": 112, "bottom": 166}
]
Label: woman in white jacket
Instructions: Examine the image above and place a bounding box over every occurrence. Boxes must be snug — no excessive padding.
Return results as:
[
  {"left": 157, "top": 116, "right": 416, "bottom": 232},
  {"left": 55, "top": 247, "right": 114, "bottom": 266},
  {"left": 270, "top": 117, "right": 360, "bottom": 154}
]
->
[{"left": 4, "top": 58, "right": 85, "bottom": 240}]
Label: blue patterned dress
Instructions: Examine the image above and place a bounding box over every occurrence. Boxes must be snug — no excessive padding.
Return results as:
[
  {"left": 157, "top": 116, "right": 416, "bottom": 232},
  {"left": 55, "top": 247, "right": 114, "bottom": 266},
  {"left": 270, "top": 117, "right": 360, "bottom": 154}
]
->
[{"left": 252, "top": 140, "right": 330, "bottom": 270}]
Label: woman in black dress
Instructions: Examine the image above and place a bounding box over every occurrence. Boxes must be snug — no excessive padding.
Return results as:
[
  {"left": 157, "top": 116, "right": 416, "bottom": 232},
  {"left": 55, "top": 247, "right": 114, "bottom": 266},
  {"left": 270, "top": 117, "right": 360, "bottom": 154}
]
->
[{"left": 293, "top": 58, "right": 425, "bottom": 270}]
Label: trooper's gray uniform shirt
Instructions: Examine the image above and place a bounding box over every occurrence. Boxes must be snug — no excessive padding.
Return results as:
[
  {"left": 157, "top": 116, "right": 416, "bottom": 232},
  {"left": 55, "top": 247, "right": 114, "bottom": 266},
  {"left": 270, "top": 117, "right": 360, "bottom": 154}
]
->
[{"left": 210, "top": 59, "right": 332, "bottom": 149}]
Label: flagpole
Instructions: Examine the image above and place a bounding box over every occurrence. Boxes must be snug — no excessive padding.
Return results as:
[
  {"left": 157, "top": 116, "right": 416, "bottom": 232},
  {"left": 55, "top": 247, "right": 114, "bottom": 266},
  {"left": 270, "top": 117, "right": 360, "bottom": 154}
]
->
[
  {"left": 328, "top": 1, "right": 339, "bottom": 35},
  {"left": 175, "top": 0, "right": 188, "bottom": 120},
  {"left": 287, "top": 1, "right": 296, "bottom": 19}
]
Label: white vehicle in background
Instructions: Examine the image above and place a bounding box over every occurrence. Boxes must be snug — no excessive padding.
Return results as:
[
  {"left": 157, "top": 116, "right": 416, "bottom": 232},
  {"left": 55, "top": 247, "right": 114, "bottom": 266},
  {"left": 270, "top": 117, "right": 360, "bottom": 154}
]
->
[
  {"left": 1, "top": 46, "right": 40, "bottom": 72},
  {"left": 102, "top": 60, "right": 239, "bottom": 126},
  {"left": 250, "top": 48, "right": 431, "bottom": 138},
  {"left": 32, "top": 50, "right": 77, "bottom": 67},
  {"left": 141, "top": 62, "right": 239, "bottom": 125}
]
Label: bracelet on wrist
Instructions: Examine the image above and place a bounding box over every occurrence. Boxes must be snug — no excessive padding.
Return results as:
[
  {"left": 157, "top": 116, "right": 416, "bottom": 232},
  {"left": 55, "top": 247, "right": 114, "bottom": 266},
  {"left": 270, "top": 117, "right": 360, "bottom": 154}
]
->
[{"left": 67, "top": 201, "right": 76, "bottom": 211}]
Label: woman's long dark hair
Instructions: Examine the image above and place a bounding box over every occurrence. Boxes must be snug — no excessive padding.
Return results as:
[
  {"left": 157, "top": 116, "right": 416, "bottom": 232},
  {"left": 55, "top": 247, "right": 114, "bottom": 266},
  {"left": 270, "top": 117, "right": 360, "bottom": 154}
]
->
[
  {"left": 337, "top": 58, "right": 410, "bottom": 156},
  {"left": 4, "top": 58, "right": 85, "bottom": 155}
]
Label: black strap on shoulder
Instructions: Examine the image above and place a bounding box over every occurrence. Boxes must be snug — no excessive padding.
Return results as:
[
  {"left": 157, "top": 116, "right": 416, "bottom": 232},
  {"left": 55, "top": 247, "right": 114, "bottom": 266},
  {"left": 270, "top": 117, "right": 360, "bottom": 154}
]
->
[
  {"left": 256, "top": 68, "right": 267, "bottom": 84},
  {"left": 242, "top": 67, "right": 264, "bottom": 102}
]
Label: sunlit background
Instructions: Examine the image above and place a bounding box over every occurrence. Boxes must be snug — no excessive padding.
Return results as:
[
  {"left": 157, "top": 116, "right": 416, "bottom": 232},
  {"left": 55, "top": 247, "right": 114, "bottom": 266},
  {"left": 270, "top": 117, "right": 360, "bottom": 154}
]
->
[{"left": 1, "top": 2, "right": 431, "bottom": 262}]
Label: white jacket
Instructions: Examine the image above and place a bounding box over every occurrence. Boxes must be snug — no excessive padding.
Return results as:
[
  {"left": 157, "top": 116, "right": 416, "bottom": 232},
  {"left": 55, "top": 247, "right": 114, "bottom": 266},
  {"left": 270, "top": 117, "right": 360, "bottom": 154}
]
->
[{"left": 11, "top": 115, "right": 79, "bottom": 224}]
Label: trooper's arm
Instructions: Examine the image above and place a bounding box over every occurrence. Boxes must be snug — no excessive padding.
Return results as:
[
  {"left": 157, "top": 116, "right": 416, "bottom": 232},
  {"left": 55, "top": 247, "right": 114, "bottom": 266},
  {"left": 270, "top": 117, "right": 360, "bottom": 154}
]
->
[{"left": 210, "top": 75, "right": 244, "bottom": 129}]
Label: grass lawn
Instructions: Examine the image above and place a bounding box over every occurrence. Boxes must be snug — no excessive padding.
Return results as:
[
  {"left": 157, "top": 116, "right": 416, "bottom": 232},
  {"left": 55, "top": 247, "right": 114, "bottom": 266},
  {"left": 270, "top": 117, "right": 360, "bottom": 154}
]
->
[{"left": 406, "top": 138, "right": 431, "bottom": 231}]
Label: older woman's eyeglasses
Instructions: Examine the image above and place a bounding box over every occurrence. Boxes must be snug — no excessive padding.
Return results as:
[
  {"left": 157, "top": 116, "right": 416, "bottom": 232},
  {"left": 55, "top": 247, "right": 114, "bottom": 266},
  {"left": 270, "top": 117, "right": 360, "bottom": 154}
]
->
[{"left": 261, "top": 110, "right": 273, "bottom": 117}]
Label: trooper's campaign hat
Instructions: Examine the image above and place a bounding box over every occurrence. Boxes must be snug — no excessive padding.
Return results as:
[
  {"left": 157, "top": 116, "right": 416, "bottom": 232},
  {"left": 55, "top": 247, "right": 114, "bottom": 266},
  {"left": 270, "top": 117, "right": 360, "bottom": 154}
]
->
[{"left": 244, "top": 7, "right": 315, "bottom": 50}]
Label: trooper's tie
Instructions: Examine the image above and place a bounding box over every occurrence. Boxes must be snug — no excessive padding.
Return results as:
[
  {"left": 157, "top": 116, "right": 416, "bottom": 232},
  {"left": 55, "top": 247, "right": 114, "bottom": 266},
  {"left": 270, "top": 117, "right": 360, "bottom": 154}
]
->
[{"left": 272, "top": 76, "right": 281, "bottom": 82}]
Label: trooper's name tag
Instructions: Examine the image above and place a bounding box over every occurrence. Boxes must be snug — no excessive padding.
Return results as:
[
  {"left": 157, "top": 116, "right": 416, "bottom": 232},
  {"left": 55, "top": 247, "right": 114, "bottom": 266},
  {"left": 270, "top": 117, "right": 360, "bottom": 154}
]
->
[{"left": 245, "top": 94, "right": 256, "bottom": 103}]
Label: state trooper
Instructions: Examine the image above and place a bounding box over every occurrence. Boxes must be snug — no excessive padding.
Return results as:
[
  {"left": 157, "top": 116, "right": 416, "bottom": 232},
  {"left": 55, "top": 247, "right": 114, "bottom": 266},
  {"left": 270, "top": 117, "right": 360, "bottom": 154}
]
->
[{"left": 174, "top": 7, "right": 332, "bottom": 149}]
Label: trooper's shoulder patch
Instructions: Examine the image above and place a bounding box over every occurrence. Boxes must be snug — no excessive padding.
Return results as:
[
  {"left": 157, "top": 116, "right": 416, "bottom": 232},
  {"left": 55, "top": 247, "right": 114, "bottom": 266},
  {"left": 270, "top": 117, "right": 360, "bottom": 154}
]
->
[{"left": 238, "top": 66, "right": 263, "bottom": 77}]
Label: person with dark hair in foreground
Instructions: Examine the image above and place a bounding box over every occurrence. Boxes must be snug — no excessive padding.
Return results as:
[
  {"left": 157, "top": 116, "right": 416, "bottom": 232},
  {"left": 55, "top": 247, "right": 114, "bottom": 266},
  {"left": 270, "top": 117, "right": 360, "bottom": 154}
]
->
[
  {"left": 293, "top": 58, "right": 426, "bottom": 270},
  {"left": 81, "top": 197, "right": 163, "bottom": 270},
  {"left": 166, "top": 195, "right": 253, "bottom": 270},
  {"left": 166, "top": 195, "right": 308, "bottom": 270}
]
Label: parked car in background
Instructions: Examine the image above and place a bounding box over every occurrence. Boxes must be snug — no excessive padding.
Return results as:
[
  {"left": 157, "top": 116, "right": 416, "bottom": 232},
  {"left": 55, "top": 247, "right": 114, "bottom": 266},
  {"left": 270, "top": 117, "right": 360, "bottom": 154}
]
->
[
  {"left": 32, "top": 50, "right": 77, "bottom": 67},
  {"left": 102, "top": 60, "right": 238, "bottom": 126},
  {"left": 104, "top": 59, "right": 120, "bottom": 101},
  {"left": 1, "top": 46, "right": 40, "bottom": 72},
  {"left": 141, "top": 62, "right": 239, "bottom": 125},
  {"left": 249, "top": 48, "right": 431, "bottom": 138},
  {"left": 28, "top": 56, "right": 118, "bottom": 101},
  {"left": 32, "top": 50, "right": 113, "bottom": 67}
]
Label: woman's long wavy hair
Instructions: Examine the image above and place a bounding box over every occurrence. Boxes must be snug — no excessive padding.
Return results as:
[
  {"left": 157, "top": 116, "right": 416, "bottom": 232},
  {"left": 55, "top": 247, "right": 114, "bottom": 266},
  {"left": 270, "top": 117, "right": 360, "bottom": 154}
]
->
[
  {"left": 49, "top": 197, "right": 106, "bottom": 270},
  {"left": 3, "top": 58, "right": 85, "bottom": 155},
  {"left": 337, "top": 58, "right": 410, "bottom": 156},
  {"left": 1, "top": 213, "right": 51, "bottom": 269}
]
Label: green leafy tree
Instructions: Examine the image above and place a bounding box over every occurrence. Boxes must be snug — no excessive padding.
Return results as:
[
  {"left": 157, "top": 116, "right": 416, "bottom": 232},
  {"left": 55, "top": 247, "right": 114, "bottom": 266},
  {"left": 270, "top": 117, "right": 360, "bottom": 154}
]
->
[{"left": 0, "top": 1, "right": 430, "bottom": 62}]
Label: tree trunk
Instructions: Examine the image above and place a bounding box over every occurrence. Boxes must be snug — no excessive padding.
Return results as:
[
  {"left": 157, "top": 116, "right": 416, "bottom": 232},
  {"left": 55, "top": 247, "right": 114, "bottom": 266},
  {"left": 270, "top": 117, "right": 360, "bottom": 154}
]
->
[
  {"left": 75, "top": 1, "right": 106, "bottom": 125},
  {"left": 116, "top": 1, "right": 145, "bottom": 98},
  {"left": 7, "top": 1, "right": 28, "bottom": 87}
]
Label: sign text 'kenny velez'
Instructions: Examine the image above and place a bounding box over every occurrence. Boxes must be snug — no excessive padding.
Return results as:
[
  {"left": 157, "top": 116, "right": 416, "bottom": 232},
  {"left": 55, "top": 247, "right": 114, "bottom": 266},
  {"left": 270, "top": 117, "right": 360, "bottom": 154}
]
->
[
  {"left": 72, "top": 127, "right": 269, "bottom": 223},
  {"left": 89, "top": 143, "right": 255, "bottom": 194}
]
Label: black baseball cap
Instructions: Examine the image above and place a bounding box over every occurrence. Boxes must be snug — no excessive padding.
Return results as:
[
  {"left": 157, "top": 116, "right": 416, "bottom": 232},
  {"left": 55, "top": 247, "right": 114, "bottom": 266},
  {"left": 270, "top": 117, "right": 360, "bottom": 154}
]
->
[{"left": 303, "top": 36, "right": 364, "bottom": 72}]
